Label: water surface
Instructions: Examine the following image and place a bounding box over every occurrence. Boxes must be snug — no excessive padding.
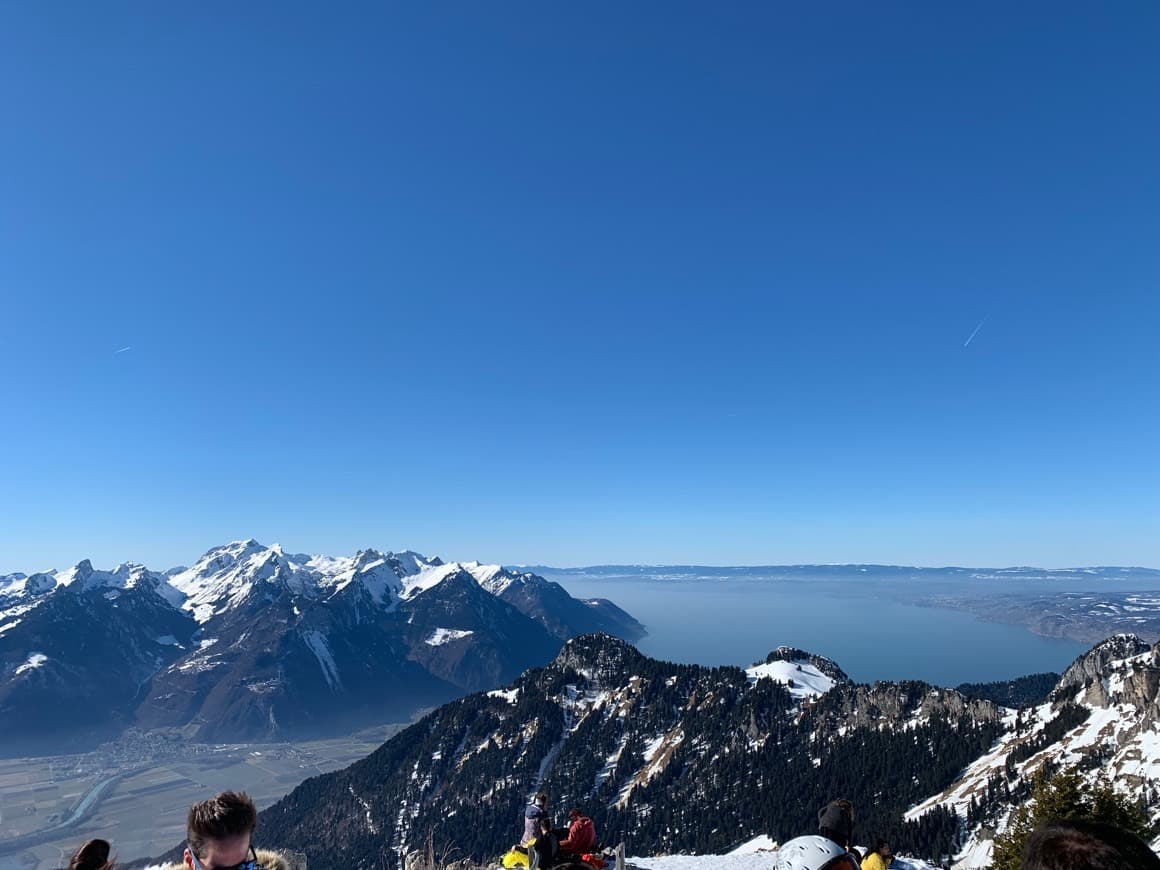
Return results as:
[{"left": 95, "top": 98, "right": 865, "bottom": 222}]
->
[{"left": 546, "top": 572, "right": 1088, "bottom": 686}]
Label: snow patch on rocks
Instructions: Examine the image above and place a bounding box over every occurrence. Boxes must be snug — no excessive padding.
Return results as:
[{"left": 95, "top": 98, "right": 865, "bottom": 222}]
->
[{"left": 426, "top": 628, "right": 474, "bottom": 646}]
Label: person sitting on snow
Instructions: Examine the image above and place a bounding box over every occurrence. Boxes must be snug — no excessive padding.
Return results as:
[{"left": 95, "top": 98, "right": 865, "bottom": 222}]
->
[
  {"left": 533, "top": 818, "right": 561, "bottom": 868},
  {"left": 558, "top": 808, "right": 596, "bottom": 857},
  {"left": 522, "top": 792, "right": 550, "bottom": 846},
  {"left": 860, "top": 839, "right": 892, "bottom": 870}
]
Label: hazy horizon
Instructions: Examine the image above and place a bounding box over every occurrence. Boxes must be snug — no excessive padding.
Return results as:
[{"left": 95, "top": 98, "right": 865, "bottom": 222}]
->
[{"left": 6, "top": 536, "right": 1160, "bottom": 578}]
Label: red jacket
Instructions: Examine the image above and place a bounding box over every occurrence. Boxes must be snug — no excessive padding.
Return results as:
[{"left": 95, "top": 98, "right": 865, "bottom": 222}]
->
[{"left": 559, "top": 815, "right": 596, "bottom": 853}]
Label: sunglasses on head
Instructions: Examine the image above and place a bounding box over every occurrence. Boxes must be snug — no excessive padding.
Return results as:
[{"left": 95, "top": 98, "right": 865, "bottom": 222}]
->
[{"left": 188, "top": 843, "right": 262, "bottom": 870}]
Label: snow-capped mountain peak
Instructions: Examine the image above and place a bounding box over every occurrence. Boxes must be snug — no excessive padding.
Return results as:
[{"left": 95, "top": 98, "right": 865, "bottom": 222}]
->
[
  {"left": 170, "top": 542, "right": 280, "bottom": 621},
  {"left": 54, "top": 558, "right": 95, "bottom": 587},
  {"left": 47, "top": 559, "right": 186, "bottom": 606},
  {"left": 319, "top": 548, "right": 407, "bottom": 607},
  {"left": 0, "top": 570, "right": 56, "bottom": 601},
  {"left": 168, "top": 541, "right": 455, "bottom": 622},
  {"left": 392, "top": 549, "right": 438, "bottom": 576},
  {"left": 472, "top": 563, "right": 542, "bottom": 596},
  {"left": 397, "top": 560, "right": 543, "bottom": 600}
]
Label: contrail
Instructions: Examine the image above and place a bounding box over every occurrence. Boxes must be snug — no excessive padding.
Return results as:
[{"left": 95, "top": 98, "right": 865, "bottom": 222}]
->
[
  {"left": 115, "top": 346, "right": 132, "bottom": 354},
  {"left": 963, "top": 315, "right": 989, "bottom": 348}
]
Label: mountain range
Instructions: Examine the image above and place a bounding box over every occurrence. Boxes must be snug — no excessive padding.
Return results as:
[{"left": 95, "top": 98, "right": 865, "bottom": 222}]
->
[
  {"left": 252, "top": 633, "right": 1160, "bottom": 869},
  {"left": 0, "top": 540, "right": 644, "bottom": 755}
]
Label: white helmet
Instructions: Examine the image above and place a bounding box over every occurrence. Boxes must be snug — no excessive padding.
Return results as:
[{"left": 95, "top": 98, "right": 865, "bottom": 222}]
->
[{"left": 775, "top": 836, "right": 859, "bottom": 870}]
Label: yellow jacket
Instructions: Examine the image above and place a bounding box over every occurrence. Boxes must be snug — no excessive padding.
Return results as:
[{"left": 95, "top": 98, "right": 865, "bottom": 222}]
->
[{"left": 862, "top": 852, "right": 890, "bottom": 870}]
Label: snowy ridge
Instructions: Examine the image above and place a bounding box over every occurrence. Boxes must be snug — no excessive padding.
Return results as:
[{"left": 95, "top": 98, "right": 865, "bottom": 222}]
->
[
  {"left": 54, "top": 560, "right": 185, "bottom": 606},
  {"left": 0, "top": 571, "right": 56, "bottom": 601},
  {"left": 401, "top": 560, "right": 534, "bottom": 600},
  {"left": 746, "top": 659, "right": 837, "bottom": 700},
  {"left": 166, "top": 542, "right": 516, "bottom": 621},
  {"left": 403, "top": 562, "right": 466, "bottom": 598},
  {"left": 0, "top": 561, "right": 183, "bottom": 634}
]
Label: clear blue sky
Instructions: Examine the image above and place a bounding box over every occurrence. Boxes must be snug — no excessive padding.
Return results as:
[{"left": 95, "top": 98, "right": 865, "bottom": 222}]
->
[{"left": 2, "top": 2, "right": 1157, "bottom": 572}]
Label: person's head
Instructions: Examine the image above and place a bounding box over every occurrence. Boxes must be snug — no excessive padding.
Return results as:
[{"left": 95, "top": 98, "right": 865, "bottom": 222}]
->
[
  {"left": 872, "top": 839, "right": 891, "bottom": 858},
  {"left": 568, "top": 807, "right": 582, "bottom": 822},
  {"left": 776, "top": 836, "right": 860, "bottom": 870},
  {"left": 540, "top": 818, "right": 553, "bottom": 833},
  {"left": 184, "top": 791, "right": 258, "bottom": 870},
  {"left": 69, "top": 838, "right": 113, "bottom": 870},
  {"left": 535, "top": 791, "right": 549, "bottom": 808},
  {"left": 1021, "top": 818, "right": 1160, "bottom": 869},
  {"left": 817, "top": 799, "right": 855, "bottom": 848}
]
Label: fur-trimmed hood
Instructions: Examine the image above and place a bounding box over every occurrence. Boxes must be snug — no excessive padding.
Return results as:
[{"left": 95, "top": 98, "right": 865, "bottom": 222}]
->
[{"left": 144, "top": 849, "right": 304, "bottom": 870}]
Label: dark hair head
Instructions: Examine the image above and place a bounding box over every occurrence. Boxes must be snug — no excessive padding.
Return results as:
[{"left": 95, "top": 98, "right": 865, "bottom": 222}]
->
[
  {"left": 1022, "top": 818, "right": 1160, "bottom": 869},
  {"left": 69, "top": 838, "right": 113, "bottom": 870},
  {"left": 540, "top": 817, "right": 552, "bottom": 830},
  {"left": 535, "top": 791, "right": 549, "bottom": 804},
  {"left": 873, "top": 839, "right": 890, "bottom": 855},
  {"left": 186, "top": 791, "right": 257, "bottom": 859},
  {"left": 568, "top": 807, "right": 581, "bottom": 819},
  {"left": 818, "top": 799, "right": 855, "bottom": 847}
]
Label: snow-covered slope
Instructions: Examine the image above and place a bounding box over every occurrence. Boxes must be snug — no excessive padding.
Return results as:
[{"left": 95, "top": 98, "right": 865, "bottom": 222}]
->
[
  {"left": 629, "top": 836, "right": 938, "bottom": 870},
  {"left": 747, "top": 658, "right": 838, "bottom": 700},
  {"left": 630, "top": 853, "right": 934, "bottom": 870},
  {"left": 746, "top": 646, "right": 849, "bottom": 701}
]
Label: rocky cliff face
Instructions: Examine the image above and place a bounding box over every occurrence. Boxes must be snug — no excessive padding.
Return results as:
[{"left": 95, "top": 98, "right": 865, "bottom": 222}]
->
[
  {"left": 811, "top": 680, "right": 1002, "bottom": 732},
  {"left": 1053, "top": 633, "right": 1153, "bottom": 699},
  {"left": 910, "top": 633, "right": 1160, "bottom": 867}
]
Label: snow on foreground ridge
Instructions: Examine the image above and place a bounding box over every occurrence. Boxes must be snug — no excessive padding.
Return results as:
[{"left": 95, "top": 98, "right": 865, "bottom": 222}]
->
[
  {"left": 745, "top": 658, "right": 836, "bottom": 699},
  {"left": 629, "top": 836, "right": 937, "bottom": 869}
]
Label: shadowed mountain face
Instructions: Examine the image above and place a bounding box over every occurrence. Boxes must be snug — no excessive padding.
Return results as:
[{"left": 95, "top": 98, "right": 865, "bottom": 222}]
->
[
  {"left": 0, "top": 542, "right": 645, "bottom": 754},
  {"left": 0, "top": 565, "right": 198, "bottom": 755},
  {"left": 257, "top": 634, "right": 1007, "bottom": 867}
]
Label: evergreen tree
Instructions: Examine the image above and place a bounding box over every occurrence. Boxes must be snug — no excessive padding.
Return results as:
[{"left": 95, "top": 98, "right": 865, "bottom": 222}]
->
[{"left": 990, "top": 767, "right": 1152, "bottom": 870}]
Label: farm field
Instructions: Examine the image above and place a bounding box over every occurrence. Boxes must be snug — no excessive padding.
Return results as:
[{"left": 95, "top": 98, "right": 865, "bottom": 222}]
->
[{"left": 0, "top": 724, "right": 403, "bottom": 870}]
